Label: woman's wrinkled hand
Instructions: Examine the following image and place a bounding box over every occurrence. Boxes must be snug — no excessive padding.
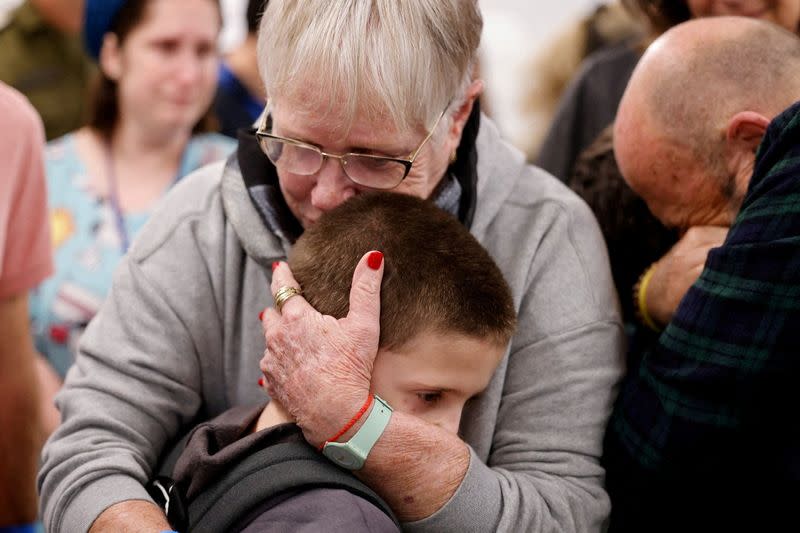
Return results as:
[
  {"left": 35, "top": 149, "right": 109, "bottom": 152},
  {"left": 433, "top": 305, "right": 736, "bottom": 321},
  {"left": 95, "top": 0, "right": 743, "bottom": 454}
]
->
[{"left": 259, "top": 251, "right": 384, "bottom": 447}]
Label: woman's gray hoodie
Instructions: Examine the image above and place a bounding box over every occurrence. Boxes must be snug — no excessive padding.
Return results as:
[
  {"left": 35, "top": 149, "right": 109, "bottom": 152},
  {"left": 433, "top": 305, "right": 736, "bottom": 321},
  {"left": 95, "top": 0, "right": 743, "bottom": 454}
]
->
[{"left": 39, "top": 115, "right": 624, "bottom": 532}]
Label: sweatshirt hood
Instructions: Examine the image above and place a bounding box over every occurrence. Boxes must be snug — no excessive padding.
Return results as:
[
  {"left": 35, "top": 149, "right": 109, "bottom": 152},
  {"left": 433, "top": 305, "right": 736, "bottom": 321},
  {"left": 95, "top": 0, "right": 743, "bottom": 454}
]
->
[{"left": 222, "top": 101, "right": 523, "bottom": 265}]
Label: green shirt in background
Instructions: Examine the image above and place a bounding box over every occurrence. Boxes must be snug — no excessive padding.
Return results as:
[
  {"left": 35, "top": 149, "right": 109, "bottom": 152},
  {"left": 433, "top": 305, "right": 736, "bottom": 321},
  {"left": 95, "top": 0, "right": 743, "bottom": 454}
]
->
[{"left": 0, "top": 2, "right": 93, "bottom": 140}]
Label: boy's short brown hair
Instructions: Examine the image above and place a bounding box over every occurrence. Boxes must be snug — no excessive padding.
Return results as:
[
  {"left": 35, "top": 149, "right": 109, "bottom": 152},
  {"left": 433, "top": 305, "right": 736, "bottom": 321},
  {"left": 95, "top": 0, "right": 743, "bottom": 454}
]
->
[{"left": 289, "top": 192, "right": 517, "bottom": 350}]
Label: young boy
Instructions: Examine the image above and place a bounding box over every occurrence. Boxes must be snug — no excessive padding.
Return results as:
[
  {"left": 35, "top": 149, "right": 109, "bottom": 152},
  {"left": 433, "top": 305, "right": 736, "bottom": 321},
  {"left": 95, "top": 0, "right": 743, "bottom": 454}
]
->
[{"left": 160, "top": 192, "right": 517, "bottom": 532}]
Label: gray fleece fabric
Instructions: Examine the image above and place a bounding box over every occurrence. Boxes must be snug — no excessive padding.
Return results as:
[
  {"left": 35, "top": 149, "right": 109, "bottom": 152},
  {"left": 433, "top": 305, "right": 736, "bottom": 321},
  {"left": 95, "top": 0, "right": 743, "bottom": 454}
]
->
[{"left": 38, "top": 116, "right": 625, "bottom": 532}]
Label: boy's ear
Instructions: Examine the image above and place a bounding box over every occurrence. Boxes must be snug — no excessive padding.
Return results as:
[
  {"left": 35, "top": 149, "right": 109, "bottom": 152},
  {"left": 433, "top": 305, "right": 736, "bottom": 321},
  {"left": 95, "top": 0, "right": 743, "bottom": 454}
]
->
[{"left": 99, "top": 33, "right": 123, "bottom": 81}]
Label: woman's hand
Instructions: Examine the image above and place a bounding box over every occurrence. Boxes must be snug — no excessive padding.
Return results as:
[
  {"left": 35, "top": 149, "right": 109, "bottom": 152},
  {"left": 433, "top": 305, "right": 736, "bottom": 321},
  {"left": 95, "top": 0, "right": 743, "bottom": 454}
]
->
[{"left": 259, "top": 251, "right": 385, "bottom": 447}]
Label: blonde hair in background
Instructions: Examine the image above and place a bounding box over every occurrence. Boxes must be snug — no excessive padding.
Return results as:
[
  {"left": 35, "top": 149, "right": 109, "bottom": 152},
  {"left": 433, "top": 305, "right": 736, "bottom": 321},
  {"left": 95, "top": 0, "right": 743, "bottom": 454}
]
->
[{"left": 257, "top": 0, "right": 481, "bottom": 137}]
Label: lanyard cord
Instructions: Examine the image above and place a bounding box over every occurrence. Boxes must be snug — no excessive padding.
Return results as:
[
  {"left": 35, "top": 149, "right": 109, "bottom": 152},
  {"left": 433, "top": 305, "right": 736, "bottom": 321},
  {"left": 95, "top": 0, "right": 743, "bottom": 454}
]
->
[
  {"left": 105, "top": 141, "right": 130, "bottom": 254},
  {"left": 103, "top": 140, "right": 188, "bottom": 254}
]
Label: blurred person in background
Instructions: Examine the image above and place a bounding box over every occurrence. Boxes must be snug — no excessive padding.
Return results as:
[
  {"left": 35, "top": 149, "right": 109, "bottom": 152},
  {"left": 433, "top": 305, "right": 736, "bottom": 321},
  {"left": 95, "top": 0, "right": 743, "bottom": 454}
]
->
[
  {"left": 0, "top": 81, "right": 52, "bottom": 532},
  {"left": 536, "top": 0, "right": 800, "bottom": 183},
  {"left": 0, "top": 0, "right": 93, "bottom": 140},
  {"left": 521, "top": 2, "right": 641, "bottom": 159},
  {"left": 215, "top": 0, "right": 267, "bottom": 138},
  {"left": 29, "top": 0, "right": 235, "bottom": 434},
  {"left": 535, "top": 0, "right": 800, "bottom": 347}
]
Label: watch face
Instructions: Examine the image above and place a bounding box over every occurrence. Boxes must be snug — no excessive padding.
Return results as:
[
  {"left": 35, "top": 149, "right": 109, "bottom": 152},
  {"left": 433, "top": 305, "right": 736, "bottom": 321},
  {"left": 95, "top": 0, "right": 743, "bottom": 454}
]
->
[
  {"left": 323, "top": 444, "right": 364, "bottom": 470},
  {"left": 321, "top": 395, "right": 392, "bottom": 471}
]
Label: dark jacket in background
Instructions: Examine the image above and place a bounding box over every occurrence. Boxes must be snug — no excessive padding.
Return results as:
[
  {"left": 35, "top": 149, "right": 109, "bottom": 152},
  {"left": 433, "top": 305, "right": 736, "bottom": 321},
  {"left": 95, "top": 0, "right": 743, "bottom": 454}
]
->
[{"left": 535, "top": 42, "right": 639, "bottom": 182}]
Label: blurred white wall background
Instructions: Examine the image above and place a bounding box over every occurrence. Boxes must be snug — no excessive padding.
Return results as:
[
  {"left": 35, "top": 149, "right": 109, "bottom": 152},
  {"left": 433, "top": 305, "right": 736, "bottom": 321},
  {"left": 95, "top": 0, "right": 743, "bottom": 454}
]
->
[
  {"left": 478, "top": 0, "right": 600, "bottom": 150},
  {"left": 220, "top": 0, "right": 249, "bottom": 53},
  {"left": 0, "top": 0, "right": 22, "bottom": 29},
  {"left": 0, "top": 0, "right": 21, "bottom": 11}
]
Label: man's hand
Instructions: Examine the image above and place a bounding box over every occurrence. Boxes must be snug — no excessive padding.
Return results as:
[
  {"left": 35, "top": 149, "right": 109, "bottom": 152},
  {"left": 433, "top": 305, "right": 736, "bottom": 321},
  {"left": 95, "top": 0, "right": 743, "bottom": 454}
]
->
[
  {"left": 646, "top": 226, "right": 728, "bottom": 326},
  {"left": 259, "top": 251, "right": 384, "bottom": 446}
]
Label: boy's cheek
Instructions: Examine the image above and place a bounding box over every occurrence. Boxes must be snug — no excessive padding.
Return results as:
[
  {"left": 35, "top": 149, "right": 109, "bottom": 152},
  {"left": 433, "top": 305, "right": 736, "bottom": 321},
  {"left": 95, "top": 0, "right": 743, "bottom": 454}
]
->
[
  {"left": 390, "top": 392, "right": 465, "bottom": 436},
  {"left": 427, "top": 402, "right": 465, "bottom": 435}
]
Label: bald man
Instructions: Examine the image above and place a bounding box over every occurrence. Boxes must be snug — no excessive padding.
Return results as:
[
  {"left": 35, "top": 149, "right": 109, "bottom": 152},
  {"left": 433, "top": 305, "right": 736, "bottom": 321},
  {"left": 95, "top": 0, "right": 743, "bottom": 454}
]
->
[{"left": 605, "top": 16, "right": 800, "bottom": 532}]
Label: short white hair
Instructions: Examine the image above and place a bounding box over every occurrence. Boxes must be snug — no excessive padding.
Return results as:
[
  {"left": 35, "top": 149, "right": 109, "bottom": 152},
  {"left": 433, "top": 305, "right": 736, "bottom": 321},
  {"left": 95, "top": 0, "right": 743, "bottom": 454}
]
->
[{"left": 257, "top": 0, "right": 482, "bottom": 134}]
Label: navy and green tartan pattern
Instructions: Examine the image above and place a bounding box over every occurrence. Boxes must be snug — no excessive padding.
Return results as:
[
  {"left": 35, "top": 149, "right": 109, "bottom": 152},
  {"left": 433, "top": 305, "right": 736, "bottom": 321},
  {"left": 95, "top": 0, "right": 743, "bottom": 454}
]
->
[{"left": 608, "top": 101, "right": 800, "bottom": 475}]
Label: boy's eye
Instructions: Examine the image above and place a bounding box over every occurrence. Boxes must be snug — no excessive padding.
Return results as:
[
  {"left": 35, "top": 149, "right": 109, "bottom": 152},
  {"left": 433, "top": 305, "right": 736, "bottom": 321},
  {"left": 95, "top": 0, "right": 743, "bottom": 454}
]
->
[{"left": 416, "top": 392, "right": 442, "bottom": 404}]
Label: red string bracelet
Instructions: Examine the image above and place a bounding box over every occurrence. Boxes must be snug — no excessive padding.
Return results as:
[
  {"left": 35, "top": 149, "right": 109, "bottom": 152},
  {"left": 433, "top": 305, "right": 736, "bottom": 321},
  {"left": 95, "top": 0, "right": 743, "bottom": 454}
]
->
[{"left": 318, "top": 394, "right": 374, "bottom": 451}]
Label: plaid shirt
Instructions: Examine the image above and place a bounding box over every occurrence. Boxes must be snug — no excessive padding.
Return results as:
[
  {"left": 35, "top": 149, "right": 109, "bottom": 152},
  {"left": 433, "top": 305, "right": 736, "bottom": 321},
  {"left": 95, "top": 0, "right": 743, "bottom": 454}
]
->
[{"left": 604, "top": 101, "right": 800, "bottom": 531}]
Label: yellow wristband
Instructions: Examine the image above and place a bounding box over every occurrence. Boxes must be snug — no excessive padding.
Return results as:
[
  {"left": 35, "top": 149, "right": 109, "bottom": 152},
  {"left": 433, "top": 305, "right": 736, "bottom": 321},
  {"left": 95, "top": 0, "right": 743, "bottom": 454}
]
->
[{"left": 636, "top": 265, "right": 662, "bottom": 332}]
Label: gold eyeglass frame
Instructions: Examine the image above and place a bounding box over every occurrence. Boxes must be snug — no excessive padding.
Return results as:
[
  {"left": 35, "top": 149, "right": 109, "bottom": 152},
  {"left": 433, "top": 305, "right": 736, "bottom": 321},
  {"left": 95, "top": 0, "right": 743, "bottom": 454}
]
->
[{"left": 255, "top": 100, "right": 451, "bottom": 190}]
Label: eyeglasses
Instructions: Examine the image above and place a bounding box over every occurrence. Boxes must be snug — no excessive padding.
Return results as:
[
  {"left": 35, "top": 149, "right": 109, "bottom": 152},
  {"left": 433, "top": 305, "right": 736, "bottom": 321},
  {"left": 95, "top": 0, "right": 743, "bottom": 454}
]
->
[{"left": 255, "top": 102, "right": 450, "bottom": 190}]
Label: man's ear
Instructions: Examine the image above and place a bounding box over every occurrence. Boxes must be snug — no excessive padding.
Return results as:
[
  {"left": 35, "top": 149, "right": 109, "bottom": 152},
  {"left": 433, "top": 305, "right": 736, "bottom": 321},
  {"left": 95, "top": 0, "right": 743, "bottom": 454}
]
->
[
  {"left": 99, "top": 33, "right": 123, "bottom": 81},
  {"left": 445, "top": 79, "right": 484, "bottom": 150},
  {"left": 724, "top": 111, "right": 769, "bottom": 169}
]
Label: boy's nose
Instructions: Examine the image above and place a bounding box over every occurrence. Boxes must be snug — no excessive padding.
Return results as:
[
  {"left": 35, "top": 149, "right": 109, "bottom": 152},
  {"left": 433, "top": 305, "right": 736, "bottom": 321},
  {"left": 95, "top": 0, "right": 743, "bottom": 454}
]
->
[{"left": 438, "top": 413, "right": 461, "bottom": 436}]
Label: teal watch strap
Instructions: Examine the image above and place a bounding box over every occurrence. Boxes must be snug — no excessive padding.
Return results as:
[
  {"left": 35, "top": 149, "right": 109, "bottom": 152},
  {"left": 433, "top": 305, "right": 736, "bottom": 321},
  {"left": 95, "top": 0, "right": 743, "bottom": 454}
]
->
[{"left": 322, "top": 395, "right": 393, "bottom": 470}]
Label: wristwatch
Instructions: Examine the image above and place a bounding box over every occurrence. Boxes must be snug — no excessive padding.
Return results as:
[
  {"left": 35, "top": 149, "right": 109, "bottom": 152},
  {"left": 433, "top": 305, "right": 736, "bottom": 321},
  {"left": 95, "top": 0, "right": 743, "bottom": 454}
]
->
[{"left": 322, "top": 395, "right": 393, "bottom": 470}]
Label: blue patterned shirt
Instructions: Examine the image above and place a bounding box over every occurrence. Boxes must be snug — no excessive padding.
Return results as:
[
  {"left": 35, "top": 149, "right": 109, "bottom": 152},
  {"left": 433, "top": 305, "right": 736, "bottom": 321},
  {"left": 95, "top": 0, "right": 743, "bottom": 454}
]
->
[{"left": 30, "top": 132, "right": 236, "bottom": 376}]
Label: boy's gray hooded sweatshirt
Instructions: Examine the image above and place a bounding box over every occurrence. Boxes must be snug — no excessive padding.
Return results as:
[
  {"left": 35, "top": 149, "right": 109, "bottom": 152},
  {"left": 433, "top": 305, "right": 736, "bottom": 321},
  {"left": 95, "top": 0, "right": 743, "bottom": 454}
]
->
[{"left": 39, "top": 114, "right": 624, "bottom": 532}]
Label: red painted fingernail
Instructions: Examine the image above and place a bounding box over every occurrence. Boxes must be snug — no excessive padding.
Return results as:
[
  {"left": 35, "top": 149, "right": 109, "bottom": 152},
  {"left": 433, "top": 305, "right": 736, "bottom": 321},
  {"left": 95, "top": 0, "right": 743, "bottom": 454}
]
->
[
  {"left": 258, "top": 309, "right": 265, "bottom": 322},
  {"left": 367, "top": 251, "right": 383, "bottom": 270},
  {"left": 272, "top": 261, "right": 280, "bottom": 272},
  {"left": 258, "top": 377, "right": 265, "bottom": 387}
]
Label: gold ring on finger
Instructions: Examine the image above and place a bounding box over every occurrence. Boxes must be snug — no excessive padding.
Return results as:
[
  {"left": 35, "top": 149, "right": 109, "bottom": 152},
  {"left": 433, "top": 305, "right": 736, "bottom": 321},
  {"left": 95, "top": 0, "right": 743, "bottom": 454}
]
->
[{"left": 273, "top": 285, "right": 302, "bottom": 313}]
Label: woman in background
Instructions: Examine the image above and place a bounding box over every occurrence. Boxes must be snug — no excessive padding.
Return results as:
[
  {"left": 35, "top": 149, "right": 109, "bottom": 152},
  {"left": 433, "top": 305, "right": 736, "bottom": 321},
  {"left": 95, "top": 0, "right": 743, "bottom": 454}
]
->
[{"left": 30, "top": 0, "right": 235, "bottom": 431}]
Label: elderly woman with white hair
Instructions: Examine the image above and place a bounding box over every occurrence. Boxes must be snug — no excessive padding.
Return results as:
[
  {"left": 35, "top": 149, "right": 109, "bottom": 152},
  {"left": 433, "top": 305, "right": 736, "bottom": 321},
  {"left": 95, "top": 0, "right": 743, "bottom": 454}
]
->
[{"left": 39, "top": 1, "right": 624, "bottom": 531}]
